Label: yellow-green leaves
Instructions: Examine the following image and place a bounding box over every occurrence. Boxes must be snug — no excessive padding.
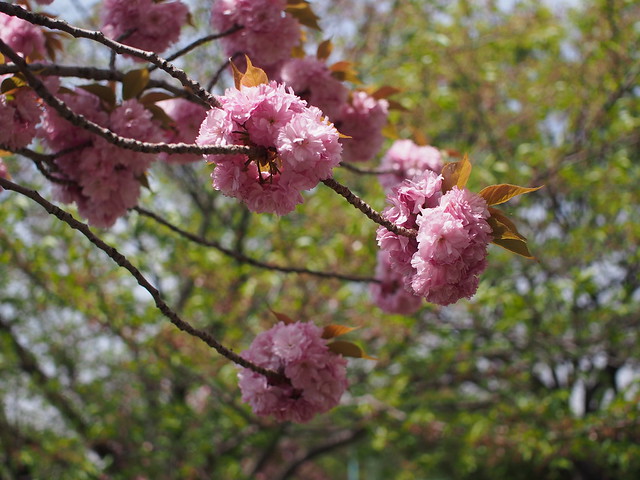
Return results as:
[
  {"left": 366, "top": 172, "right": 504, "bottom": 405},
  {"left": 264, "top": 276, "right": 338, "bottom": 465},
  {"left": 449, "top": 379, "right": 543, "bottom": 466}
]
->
[
  {"left": 317, "top": 39, "right": 333, "bottom": 60},
  {"left": 327, "top": 340, "right": 376, "bottom": 360},
  {"left": 487, "top": 207, "right": 533, "bottom": 258},
  {"left": 122, "top": 68, "right": 149, "bottom": 100},
  {"left": 441, "top": 154, "right": 472, "bottom": 193},
  {"left": 479, "top": 184, "right": 543, "bottom": 206},
  {"left": 231, "top": 56, "right": 269, "bottom": 90},
  {"left": 329, "top": 61, "right": 360, "bottom": 83},
  {"left": 321, "top": 324, "right": 359, "bottom": 339}
]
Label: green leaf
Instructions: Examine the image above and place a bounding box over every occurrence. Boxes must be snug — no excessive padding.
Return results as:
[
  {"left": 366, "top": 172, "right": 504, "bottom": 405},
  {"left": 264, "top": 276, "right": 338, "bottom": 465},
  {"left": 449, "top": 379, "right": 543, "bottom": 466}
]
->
[
  {"left": 1, "top": 76, "right": 27, "bottom": 95},
  {"left": 285, "top": 1, "right": 321, "bottom": 30},
  {"left": 479, "top": 184, "right": 543, "bottom": 206},
  {"left": 317, "top": 39, "right": 333, "bottom": 60},
  {"left": 441, "top": 154, "right": 472, "bottom": 193},
  {"left": 122, "top": 68, "right": 149, "bottom": 100},
  {"left": 321, "top": 324, "right": 359, "bottom": 339},
  {"left": 327, "top": 340, "right": 376, "bottom": 360},
  {"left": 78, "top": 84, "right": 116, "bottom": 109}
]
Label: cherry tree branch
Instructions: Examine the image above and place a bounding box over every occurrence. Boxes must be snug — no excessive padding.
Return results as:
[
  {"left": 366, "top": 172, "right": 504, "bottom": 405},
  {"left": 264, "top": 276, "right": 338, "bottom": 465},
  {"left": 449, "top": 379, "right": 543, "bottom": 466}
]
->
[
  {"left": 0, "top": 1, "right": 220, "bottom": 108},
  {"left": 0, "top": 176, "right": 286, "bottom": 384},
  {"left": 151, "top": 25, "right": 244, "bottom": 71},
  {"left": 133, "top": 206, "right": 379, "bottom": 284},
  {"left": 0, "top": 40, "right": 250, "bottom": 156},
  {"left": 322, "top": 178, "right": 418, "bottom": 238},
  {"left": 0, "top": 63, "right": 197, "bottom": 101}
]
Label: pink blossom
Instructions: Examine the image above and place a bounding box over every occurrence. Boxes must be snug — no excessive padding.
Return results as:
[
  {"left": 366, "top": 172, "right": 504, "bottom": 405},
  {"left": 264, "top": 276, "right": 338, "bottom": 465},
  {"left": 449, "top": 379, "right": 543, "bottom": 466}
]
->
[
  {"left": 379, "top": 139, "right": 443, "bottom": 190},
  {"left": 0, "top": 11, "right": 46, "bottom": 59},
  {"left": 197, "top": 81, "right": 342, "bottom": 215},
  {"left": 273, "top": 57, "right": 349, "bottom": 121},
  {"left": 39, "top": 89, "right": 161, "bottom": 228},
  {"left": 0, "top": 158, "right": 9, "bottom": 191},
  {"left": 0, "top": 87, "right": 41, "bottom": 150},
  {"left": 211, "top": 0, "right": 301, "bottom": 68},
  {"left": 336, "top": 91, "right": 388, "bottom": 163},
  {"left": 376, "top": 174, "right": 492, "bottom": 306},
  {"left": 237, "top": 321, "right": 348, "bottom": 423},
  {"left": 157, "top": 99, "right": 208, "bottom": 163},
  {"left": 102, "top": 0, "right": 189, "bottom": 56},
  {"left": 370, "top": 250, "right": 423, "bottom": 315}
]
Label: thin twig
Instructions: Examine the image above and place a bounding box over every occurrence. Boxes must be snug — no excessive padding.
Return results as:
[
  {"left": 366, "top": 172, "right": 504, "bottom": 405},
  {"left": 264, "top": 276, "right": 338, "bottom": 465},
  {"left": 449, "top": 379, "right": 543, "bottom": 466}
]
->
[
  {"left": 0, "top": 176, "right": 286, "bottom": 384},
  {"left": 151, "top": 25, "right": 244, "bottom": 72},
  {"left": 0, "top": 2, "right": 220, "bottom": 108},
  {"left": 321, "top": 177, "right": 418, "bottom": 238},
  {"left": 133, "top": 206, "right": 379, "bottom": 284}
]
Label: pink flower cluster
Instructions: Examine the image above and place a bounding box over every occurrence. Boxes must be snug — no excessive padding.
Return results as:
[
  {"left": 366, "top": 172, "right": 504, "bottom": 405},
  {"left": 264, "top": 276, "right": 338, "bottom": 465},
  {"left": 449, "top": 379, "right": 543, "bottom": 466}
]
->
[
  {"left": 39, "top": 89, "right": 160, "bottom": 227},
  {"left": 370, "top": 250, "right": 423, "bottom": 314},
  {"left": 0, "top": 158, "right": 8, "bottom": 191},
  {"left": 196, "top": 81, "right": 342, "bottom": 215},
  {"left": 272, "top": 58, "right": 390, "bottom": 163},
  {"left": 0, "top": 11, "right": 46, "bottom": 59},
  {"left": 337, "top": 91, "right": 389, "bottom": 163},
  {"left": 237, "top": 321, "right": 348, "bottom": 423},
  {"left": 0, "top": 86, "right": 41, "bottom": 150},
  {"left": 101, "top": 0, "right": 189, "bottom": 55},
  {"left": 211, "top": 0, "right": 301, "bottom": 69},
  {"left": 273, "top": 57, "right": 349, "bottom": 121},
  {"left": 157, "top": 98, "right": 208, "bottom": 164},
  {"left": 376, "top": 171, "right": 492, "bottom": 306},
  {"left": 379, "top": 139, "right": 443, "bottom": 191}
]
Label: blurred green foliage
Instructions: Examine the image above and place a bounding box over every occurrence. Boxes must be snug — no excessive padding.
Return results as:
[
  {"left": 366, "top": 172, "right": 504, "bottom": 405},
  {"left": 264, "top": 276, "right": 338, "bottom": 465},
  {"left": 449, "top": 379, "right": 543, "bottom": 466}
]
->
[{"left": 1, "top": 0, "right": 639, "bottom": 478}]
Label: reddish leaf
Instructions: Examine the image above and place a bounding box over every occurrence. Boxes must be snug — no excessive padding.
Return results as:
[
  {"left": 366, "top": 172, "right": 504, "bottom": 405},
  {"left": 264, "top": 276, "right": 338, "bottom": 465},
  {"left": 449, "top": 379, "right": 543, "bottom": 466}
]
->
[
  {"left": 270, "top": 310, "right": 296, "bottom": 325},
  {"left": 371, "top": 85, "right": 401, "bottom": 100},
  {"left": 285, "top": 1, "right": 321, "bottom": 30},
  {"left": 479, "top": 184, "right": 543, "bottom": 206},
  {"left": 441, "top": 154, "right": 472, "bottom": 193},
  {"left": 328, "top": 340, "right": 376, "bottom": 360},
  {"left": 78, "top": 84, "right": 116, "bottom": 110},
  {"left": 317, "top": 39, "right": 333, "bottom": 60},
  {"left": 139, "top": 92, "right": 175, "bottom": 105},
  {"left": 122, "top": 68, "right": 149, "bottom": 100},
  {"left": 329, "top": 61, "right": 360, "bottom": 83},
  {"left": 492, "top": 237, "right": 534, "bottom": 259},
  {"left": 488, "top": 207, "right": 526, "bottom": 241},
  {"left": 321, "top": 324, "right": 359, "bottom": 339},
  {"left": 231, "top": 56, "right": 269, "bottom": 89}
]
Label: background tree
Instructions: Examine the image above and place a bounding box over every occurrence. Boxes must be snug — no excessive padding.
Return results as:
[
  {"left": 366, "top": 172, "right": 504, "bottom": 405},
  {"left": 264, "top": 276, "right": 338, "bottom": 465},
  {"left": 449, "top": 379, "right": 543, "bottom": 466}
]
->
[{"left": 0, "top": 0, "right": 639, "bottom": 479}]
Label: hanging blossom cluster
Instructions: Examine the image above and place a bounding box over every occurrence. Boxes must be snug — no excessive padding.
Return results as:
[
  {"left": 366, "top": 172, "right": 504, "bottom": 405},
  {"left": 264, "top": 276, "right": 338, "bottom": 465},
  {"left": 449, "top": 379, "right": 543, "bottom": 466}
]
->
[
  {"left": 101, "top": 0, "right": 189, "bottom": 56},
  {"left": 211, "top": 0, "right": 301, "bottom": 70},
  {"left": 196, "top": 81, "right": 342, "bottom": 215},
  {"left": 0, "top": 11, "right": 46, "bottom": 59},
  {"left": 157, "top": 98, "right": 208, "bottom": 164},
  {"left": 0, "top": 85, "right": 41, "bottom": 150},
  {"left": 370, "top": 250, "right": 423, "bottom": 315},
  {"left": 39, "top": 88, "right": 160, "bottom": 228},
  {"left": 272, "top": 57, "right": 390, "bottom": 163},
  {"left": 377, "top": 170, "right": 493, "bottom": 306},
  {"left": 378, "top": 139, "right": 443, "bottom": 191},
  {"left": 237, "top": 321, "right": 348, "bottom": 423}
]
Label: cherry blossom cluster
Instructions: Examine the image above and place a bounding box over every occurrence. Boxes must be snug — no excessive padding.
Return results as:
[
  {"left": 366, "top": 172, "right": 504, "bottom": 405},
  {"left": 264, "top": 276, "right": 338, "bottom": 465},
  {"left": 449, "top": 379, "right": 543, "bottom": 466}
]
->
[
  {"left": 237, "top": 321, "right": 348, "bottom": 423},
  {"left": 370, "top": 250, "right": 423, "bottom": 314},
  {"left": 101, "top": 0, "right": 189, "bottom": 56},
  {"left": 378, "top": 139, "right": 443, "bottom": 191},
  {"left": 0, "top": 10, "right": 46, "bottom": 59},
  {"left": 211, "top": 0, "right": 301, "bottom": 69},
  {"left": 0, "top": 85, "right": 40, "bottom": 150},
  {"left": 157, "top": 98, "right": 208, "bottom": 164},
  {"left": 196, "top": 81, "right": 342, "bottom": 215},
  {"left": 39, "top": 88, "right": 160, "bottom": 228},
  {"left": 272, "top": 56, "right": 390, "bottom": 163},
  {"left": 377, "top": 171, "right": 493, "bottom": 306}
]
